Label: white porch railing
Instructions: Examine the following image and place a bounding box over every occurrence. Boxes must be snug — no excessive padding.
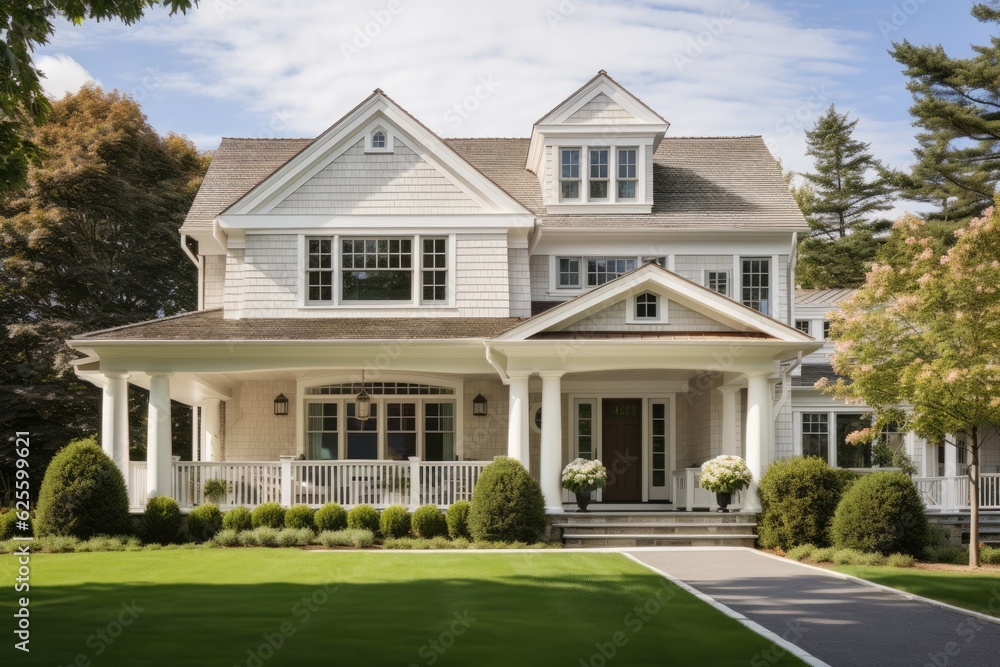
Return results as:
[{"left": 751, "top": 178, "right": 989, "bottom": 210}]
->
[
  {"left": 129, "top": 458, "right": 488, "bottom": 511},
  {"left": 911, "top": 474, "right": 1000, "bottom": 511},
  {"left": 672, "top": 468, "right": 743, "bottom": 512}
]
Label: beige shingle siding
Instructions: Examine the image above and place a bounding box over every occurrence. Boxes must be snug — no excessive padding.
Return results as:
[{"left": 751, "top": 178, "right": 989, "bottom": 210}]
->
[
  {"left": 203, "top": 255, "right": 226, "bottom": 310},
  {"left": 673, "top": 255, "right": 732, "bottom": 286},
  {"left": 774, "top": 401, "right": 793, "bottom": 459},
  {"left": 529, "top": 254, "right": 549, "bottom": 301},
  {"left": 224, "top": 249, "right": 245, "bottom": 320},
  {"left": 563, "top": 299, "right": 738, "bottom": 333},
  {"left": 271, "top": 139, "right": 482, "bottom": 215},
  {"left": 224, "top": 380, "right": 297, "bottom": 460},
  {"left": 455, "top": 234, "right": 510, "bottom": 317},
  {"left": 507, "top": 247, "right": 531, "bottom": 318},
  {"left": 463, "top": 379, "right": 508, "bottom": 460},
  {"left": 644, "top": 143, "right": 654, "bottom": 206},
  {"left": 241, "top": 235, "right": 298, "bottom": 317},
  {"left": 565, "top": 94, "right": 636, "bottom": 124}
]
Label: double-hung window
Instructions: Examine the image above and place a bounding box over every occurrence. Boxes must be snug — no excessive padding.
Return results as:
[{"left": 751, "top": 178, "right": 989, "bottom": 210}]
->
[
  {"left": 560, "top": 148, "right": 581, "bottom": 200},
  {"left": 306, "top": 236, "right": 448, "bottom": 305},
  {"left": 589, "top": 148, "right": 609, "bottom": 200},
  {"left": 617, "top": 147, "right": 638, "bottom": 200},
  {"left": 740, "top": 257, "right": 770, "bottom": 315}
]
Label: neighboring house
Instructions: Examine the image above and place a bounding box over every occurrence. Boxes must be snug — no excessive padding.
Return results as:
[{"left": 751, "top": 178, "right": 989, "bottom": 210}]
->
[
  {"left": 74, "top": 70, "right": 971, "bottom": 515},
  {"left": 791, "top": 288, "right": 1000, "bottom": 513}
]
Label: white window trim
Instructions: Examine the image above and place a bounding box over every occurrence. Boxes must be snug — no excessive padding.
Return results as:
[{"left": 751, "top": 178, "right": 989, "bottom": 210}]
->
[
  {"left": 737, "top": 256, "right": 772, "bottom": 316},
  {"left": 559, "top": 147, "right": 582, "bottom": 202},
  {"left": 703, "top": 269, "right": 731, "bottom": 298},
  {"left": 549, "top": 255, "right": 641, "bottom": 293},
  {"left": 302, "top": 233, "right": 455, "bottom": 308},
  {"left": 793, "top": 408, "right": 874, "bottom": 469},
  {"left": 615, "top": 146, "right": 639, "bottom": 202},
  {"left": 626, "top": 291, "right": 668, "bottom": 324},
  {"left": 364, "top": 125, "right": 394, "bottom": 153}
]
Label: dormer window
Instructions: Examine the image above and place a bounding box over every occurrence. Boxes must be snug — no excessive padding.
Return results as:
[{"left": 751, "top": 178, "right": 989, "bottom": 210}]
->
[
  {"left": 589, "top": 148, "right": 609, "bottom": 200},
  {"left": 560, "top": 148, "right": 581, "bottom": 200},
  {"left": 371, "top": 130, "right": 386, "bottom": 149},
  {"left": 365, "top": 127, "right": 393, "bottom": 152},
  {"left": 617, "top": 148, "right": 637, "bottom": 200}
]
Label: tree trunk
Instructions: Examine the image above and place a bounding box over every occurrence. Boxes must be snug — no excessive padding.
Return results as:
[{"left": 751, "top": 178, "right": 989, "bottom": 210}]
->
[{"left": 969, "top": 427, "right": 980, "bottom": 568}]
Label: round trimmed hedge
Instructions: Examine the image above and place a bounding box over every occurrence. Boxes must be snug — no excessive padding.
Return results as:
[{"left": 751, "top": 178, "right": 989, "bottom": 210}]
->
[
  {"left": 144, "top": 496, "right": 183, "bottom": 545},
  {"left": 0, "top": 510, "right": 23, "bottom": 540},
  {"left": 379, "top": 505, "right": 411, "bottom": 538},
  {"left": 187, "top": 504, "right": 223, "bottom": 541},
  {"left": 222, "top": 506, "right": 252, "bottom": 532},
  {"left": 315, "top": 503, "right": 348, "bottom": 531},
  {"left": 35, "top": 438, "right": 131, "bottom": 539},
  {"left": 347, "top": 504, "right": 380, "bottom": 535},
  {"left": 411, "top": 504, "right": 447, "bottom": 538},
  {"left": 251, "top": 502, "right": 286, "bottom": 529},
  {"left": 757, "top": 456, "right": 854, "bottom": 551},
  {"left": 468, "top": 457, "right": 546, "bottom": 543},
  {"left": 831, "top": 471, "right": 929, "bottom": 556},
  {"left": 284, "top": 505, "right": 316, "bottom": 530},
  {"left": 446, "top": 501, "right": 471, "bottom": 539}
]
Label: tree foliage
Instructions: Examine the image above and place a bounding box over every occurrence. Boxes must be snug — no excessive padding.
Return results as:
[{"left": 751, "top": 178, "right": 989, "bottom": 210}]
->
[
  {"left": 824, "top": 201, "right": 1000, "bottom": 565},
  {"left": 794, "top": 106, "right": 895, "bottom": 288},
  {"left": 0, "top": 86, "right": 208, "bottom": 500},
  {"left": 0, "top": 1, "right": 196, "bottom": 189},
  {"left": 890, "top": 2, "right": 1000, "bottom": 223}
]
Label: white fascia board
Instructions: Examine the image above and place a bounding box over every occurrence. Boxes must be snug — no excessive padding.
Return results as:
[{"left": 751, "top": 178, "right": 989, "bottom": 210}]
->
[
  {"left": 533, "top": 230, "right": 793, "bottom": 255},
  {"left": 228, "top": 95, "right": 530, "bottom": 217},
  {"left": 217, "top": 213, "right": 535, "bottom": 233},
  {"left": 535, "top": 124, "right": 668, "bottom": 138}
]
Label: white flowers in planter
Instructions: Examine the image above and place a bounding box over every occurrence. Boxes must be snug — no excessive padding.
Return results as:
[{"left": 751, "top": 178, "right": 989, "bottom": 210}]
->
[
  {"left": 561, "top": 458, "right": 608, "bottom": 494},
  {"left": 699, "top": 455, "right": 752, "bottom": 493}
]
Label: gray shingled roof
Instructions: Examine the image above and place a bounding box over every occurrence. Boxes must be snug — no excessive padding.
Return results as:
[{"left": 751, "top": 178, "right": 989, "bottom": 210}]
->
[
  {"left": 792, "top": 363, "right": 841, "bottom": 388},
  {"left": 181, "top": 135, "right": 807, "bottom": 233},
  {"left": 74, "top": 309, "right": 524, "bottom": 341},
  {"left": 795, "top": 289, "right": 858, "bottom": 306}
]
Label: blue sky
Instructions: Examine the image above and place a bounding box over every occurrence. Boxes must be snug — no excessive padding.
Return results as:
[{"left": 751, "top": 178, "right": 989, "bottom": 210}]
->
[{"left": 36, "top": 0, "right": 991, "bottom": 200}]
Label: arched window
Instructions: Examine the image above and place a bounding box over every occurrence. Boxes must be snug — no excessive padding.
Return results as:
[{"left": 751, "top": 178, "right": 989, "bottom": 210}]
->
[
  {"left": 635, "top": 292, "right": 658, "bottom": 319},
  {"left": 371, "top": 130, "right": 386, "bottom": 149}
]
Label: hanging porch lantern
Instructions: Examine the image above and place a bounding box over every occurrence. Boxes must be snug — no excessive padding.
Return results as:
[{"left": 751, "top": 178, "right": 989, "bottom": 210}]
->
[{"left": 355, "top": 370, "right": 371, "bottom": 422}]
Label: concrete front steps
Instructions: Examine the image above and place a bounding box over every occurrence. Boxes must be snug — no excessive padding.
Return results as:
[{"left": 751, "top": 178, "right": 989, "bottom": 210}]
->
[
  {"left": 551, "top": 511, "right": 758, "bottom": 548},
  {"left": 927, "top": 511, "right": 1000, "bottom": 546}
]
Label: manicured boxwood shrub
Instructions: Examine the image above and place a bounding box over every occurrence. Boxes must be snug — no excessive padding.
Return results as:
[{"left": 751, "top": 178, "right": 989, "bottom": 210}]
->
[
  {"left": 347, "top": 504, "right": 380, "bottom": 535},
  {"left": 284, "top": 505, "right": 316, "bottom": 531},
  {"left": 411, "top": 504, "right": 448, "bottom": 539},
  {"left": 757, "top": 456, "right": 854, "bottom": 550},
  {"left": 446, "top": 500, "right": 471, "bottom": 539},
  {"left": 468, "top": 457, "right": 546, "bottom": 543},
  {"left": 144, "top": 496, "right": 183, "bottom": 545},
  {"left": 251, "top": 502, "right": 286, "bottom": 529},
  {"left": 222, "top": 506, "right": 252, "bottom": 532},
  {"left": 315, "top": 503, "right": 348, "bottom": 531},
  {"left": 379, "top": 505, "right": 411, "bottom": 538},
  {"left": 831, "top": 471, "right": 930, "bottom": 556},
  {"left": 186, "top": 504, "right": 223, "bottom": 541},
  {"left": 35, "top": 438, "right": 131, "bottom": 539},
  {"left": 0, "top": 510, "right": 24, "bottom": 540}
]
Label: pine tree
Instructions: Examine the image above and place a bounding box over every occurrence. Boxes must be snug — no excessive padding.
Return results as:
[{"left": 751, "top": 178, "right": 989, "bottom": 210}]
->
[
  {"left": 794, "top": 106, "right": 895, "bottom": 288},
  {"left": 891, "top": 2, "right": 1000, "bottom": 223}
]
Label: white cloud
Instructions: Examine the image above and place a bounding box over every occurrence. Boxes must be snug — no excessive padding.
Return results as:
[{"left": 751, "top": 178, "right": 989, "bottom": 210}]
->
[{"left": 36, "top": 54, "right": 101, "bottom": 99}]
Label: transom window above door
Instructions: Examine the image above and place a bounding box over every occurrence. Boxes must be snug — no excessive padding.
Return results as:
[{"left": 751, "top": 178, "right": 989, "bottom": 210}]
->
[{"left": 306, "top": 236, "right": 450, "bottom": 306}]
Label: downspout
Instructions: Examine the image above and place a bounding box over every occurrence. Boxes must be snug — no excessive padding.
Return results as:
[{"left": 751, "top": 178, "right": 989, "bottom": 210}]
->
[
  {"left": 484, "top": 343, "right": 510, "bottom": 385},
  {"left": 181, "top": 234, "right": 199, "bottom": 266}
]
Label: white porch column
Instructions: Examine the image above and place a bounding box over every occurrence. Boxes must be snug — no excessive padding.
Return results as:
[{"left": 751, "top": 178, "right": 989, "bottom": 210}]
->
[
  {"left": 743, "top": 372, "right": 772, "bottom": 512},
  {"left": 146, "top": 373, "right": 173, "bottom": 500},
  {"left": 719, "top": 385, "right": 740, "bottom": 457},
  {"left": 199, "top": 400, "right": 221, "bottom": 462},
  {"left": 507, "top": 371, "right": 531, "bottom": 471},
  {"left": 540, "top": 371, "right": 565, "bottom": 514},
  {"left": 100, "top": 372, "right": 130, "bottom": 478}
]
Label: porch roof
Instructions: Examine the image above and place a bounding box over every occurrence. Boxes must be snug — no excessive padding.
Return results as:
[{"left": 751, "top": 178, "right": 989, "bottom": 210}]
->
[{"left": 72, "top": 309, "right": 525, "bottom": 341}]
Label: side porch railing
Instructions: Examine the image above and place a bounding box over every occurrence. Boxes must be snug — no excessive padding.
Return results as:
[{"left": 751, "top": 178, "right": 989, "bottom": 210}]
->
[
  {"left": 129, "top": 458, "right": 488, "bottom": 512},
  {"left": 914, "top": 474, "right": 1000, "bottom": 511}
]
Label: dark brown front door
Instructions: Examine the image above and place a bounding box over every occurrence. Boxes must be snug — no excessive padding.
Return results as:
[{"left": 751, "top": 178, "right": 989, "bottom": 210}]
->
[{"left": 602, "top": 399, "right": 642, "bottom": 502}]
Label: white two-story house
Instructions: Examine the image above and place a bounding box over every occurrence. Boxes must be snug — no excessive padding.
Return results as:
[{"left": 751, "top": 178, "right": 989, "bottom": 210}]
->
[{"left": 70, "top": 71, "right": 829, "bottom": 513}]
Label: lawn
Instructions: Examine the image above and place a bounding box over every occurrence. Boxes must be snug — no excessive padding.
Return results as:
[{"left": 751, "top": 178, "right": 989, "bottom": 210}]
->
[
  {"left": 834, "top": 565, "right": 1000, "bottom": 617},
  {"left": 0, "top": 550, "right": 805, "bottom": 666}
]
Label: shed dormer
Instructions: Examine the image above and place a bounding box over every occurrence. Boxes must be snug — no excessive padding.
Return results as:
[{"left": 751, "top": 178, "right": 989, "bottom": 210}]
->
[{"left": 527, "top": 70, "right": 670, "bottom": 214}]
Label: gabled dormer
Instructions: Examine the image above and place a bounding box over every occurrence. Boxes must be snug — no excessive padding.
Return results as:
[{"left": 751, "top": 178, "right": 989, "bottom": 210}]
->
[{"left": 526, "top": 70, "right": 670, "bottom": 215}]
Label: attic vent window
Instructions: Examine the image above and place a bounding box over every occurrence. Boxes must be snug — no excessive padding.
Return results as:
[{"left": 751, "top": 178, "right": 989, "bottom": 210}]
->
[
  {"left": 371, "top": 130, "right": 386, "bottom": 149},
  {"left": 635, "top": 292, "right": 658, "bottom": 319}
]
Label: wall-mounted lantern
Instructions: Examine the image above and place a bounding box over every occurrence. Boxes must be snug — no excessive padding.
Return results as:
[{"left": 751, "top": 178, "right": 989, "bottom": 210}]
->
[
  {"left": 472, "top": 393, "right": 488, "bottom": 417},
  {"left": 273, "top": 393, "right": 289, "bottom": 416}
]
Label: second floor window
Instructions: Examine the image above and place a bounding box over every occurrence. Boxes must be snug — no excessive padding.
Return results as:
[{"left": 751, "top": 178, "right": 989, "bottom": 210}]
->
[
  {"left": 741, "top": 257, "right": 770, "bottom": 315},
  {"left": 617, "top": 148, "right": 637, "bottom": 200},
  {"left": 307, "top": 236, "right": 447, "bottom": 304},
  {"left": 706, "top": 270, "right": 730, "bottom": 297},
  {"left": 795, "top": 320, "right": 811, "bottom": 335},
  {"left": 560, "top": 148, "right": 581, "bottom": 200},
  {"left": 588, "top": 257, "right": 636, "bottom": 286},
  {"left": 589, "top": 148, "right": 609, "bottom": 200}
]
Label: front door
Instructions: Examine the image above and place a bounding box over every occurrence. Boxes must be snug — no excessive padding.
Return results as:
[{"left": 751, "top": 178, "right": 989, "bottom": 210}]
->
[{"left": 602, "top": 399, "right": 642, "bottom": 502}]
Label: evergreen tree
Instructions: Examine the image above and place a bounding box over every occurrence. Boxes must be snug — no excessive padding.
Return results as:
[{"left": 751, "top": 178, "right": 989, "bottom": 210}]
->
[
  {"left": 891, "top": 2, "right": 1000, "bottom": 223},
  {"left": 0, "top": 86, "right": 208, "bottom": 501},
  {"left": 794, "top": 105, "right": 896, "bottom": 288}
]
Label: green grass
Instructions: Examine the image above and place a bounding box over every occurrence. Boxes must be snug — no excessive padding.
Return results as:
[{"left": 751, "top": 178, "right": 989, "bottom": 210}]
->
[
  {"left": 0, "top": 550, "right": 805, "bottom": 666},
  {"left": 834, "top": 565, "right": 1000, "bottom": 617}
]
